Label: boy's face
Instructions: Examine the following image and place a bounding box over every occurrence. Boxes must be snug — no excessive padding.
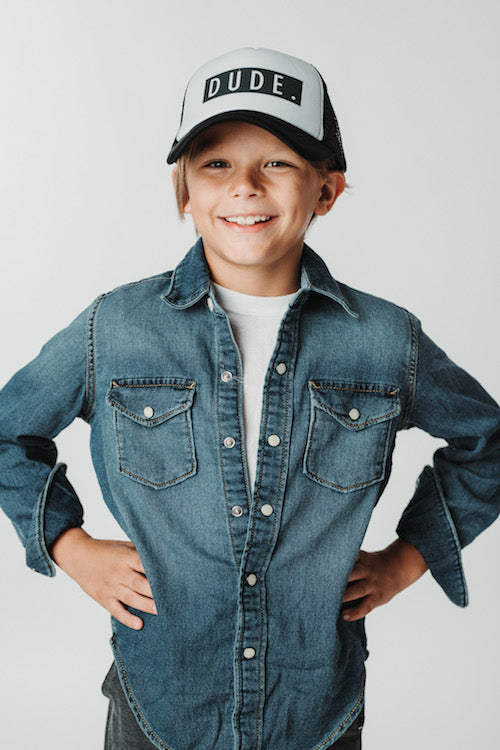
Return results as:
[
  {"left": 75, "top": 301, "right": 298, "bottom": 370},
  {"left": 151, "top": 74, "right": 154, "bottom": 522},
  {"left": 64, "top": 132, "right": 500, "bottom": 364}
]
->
[{"left": 179, "top": 121, "right": 344, "bottom": 293}]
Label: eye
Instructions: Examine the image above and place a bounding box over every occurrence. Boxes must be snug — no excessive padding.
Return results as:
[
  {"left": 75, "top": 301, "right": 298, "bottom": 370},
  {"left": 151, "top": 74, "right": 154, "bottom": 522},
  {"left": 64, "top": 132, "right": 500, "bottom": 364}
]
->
[
  {"left": 266, "top": 160, "right": 292, "bottom": 168},
  {"left": 204, "top": 160, "right": 229, "bottom": 168}
]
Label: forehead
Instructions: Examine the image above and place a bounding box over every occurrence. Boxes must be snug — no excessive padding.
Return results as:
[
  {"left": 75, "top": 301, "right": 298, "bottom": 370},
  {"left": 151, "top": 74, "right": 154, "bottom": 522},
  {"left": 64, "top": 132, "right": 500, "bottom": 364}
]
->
[{"left": 192, "top": 121, "right": 298, "bottom": 156}]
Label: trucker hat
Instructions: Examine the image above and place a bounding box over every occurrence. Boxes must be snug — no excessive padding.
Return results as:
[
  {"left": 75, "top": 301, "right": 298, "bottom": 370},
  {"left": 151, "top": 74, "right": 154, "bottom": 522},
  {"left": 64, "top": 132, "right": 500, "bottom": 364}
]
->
[{"left": 167, "top": 47, "right": 346, "bottom": 170}]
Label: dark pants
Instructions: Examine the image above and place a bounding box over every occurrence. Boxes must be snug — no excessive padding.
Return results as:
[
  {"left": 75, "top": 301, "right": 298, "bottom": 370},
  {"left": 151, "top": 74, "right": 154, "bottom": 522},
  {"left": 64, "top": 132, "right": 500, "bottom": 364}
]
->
[{"left": 102, "top": 661, "right": 363, "bottom": 749}]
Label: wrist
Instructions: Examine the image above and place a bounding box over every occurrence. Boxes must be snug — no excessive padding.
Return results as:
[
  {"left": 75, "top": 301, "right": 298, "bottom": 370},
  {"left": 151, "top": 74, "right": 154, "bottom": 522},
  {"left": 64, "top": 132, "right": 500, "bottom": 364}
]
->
[
  {"left": 50, "top": 527, "right": 92, "bottom": 571},
  {"left": 383, "top": 538, "right": 428, "bottom": 591}
]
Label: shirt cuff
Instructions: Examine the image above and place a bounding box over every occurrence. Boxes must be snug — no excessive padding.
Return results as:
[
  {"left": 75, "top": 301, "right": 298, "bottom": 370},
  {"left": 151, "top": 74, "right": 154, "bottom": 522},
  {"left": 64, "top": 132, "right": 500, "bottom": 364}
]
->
[
  {"left": 25, "top": 462, "right": 84, "bottom": 577},
  {"left": 396, "top": 465, "right": 468, "bottom": 607}
]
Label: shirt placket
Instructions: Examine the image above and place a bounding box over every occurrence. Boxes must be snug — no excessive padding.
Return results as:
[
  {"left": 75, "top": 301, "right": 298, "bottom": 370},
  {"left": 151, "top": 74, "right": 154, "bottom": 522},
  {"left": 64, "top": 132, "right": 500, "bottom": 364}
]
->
[{"left": 211, "top": 290, "right": 306, "bottom": 750}]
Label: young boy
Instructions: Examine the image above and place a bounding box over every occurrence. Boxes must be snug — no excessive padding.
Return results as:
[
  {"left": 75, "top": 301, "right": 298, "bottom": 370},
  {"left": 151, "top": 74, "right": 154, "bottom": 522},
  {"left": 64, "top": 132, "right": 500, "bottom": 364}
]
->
[{"left": 0, "top": 47, "right": 499, "bottom": 750}]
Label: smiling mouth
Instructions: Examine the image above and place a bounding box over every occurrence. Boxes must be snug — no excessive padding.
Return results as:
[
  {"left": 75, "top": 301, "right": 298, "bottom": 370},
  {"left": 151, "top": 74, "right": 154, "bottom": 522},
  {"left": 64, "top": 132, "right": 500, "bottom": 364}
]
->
[{"left": 222, "top": 215, "right": 274, "bottom": 226}]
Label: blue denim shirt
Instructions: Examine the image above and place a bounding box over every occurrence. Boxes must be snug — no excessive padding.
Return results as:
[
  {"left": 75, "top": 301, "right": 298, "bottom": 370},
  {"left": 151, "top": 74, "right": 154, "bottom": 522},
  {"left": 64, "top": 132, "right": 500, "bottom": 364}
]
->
[{"left": 0, "top": 238, "right": 499, "bottom": 750}]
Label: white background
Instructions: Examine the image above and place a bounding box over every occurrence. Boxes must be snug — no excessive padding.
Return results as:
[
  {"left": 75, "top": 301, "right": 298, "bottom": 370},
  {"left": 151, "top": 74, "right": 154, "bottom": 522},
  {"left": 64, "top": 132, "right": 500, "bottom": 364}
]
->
[{"left": 0, "top": 1, "right": 499, "bottom": 748}]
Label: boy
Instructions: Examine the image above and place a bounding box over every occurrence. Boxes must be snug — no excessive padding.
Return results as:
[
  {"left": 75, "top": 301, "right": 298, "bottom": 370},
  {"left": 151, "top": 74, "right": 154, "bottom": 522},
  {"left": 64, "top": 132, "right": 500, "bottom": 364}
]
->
[{"left": 0, "top": 47, "right": 499, "bottom": 750}]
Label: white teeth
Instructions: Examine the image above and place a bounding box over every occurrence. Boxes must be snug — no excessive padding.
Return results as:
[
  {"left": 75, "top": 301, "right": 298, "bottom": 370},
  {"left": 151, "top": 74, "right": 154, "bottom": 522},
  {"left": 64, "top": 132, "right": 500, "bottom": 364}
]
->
[{"left": 225, "top": 215, "right": 271, "bottom": 225}]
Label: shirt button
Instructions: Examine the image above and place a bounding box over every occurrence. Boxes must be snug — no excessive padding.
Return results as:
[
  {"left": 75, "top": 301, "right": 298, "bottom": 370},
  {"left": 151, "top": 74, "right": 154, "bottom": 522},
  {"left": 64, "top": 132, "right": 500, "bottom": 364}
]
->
[
  {"left": 243, "top": 647, "right": 256, "bottom": 659},
  {"left": 224, "top": 436, "right": 236, "bottom": 448},
  {"left": 231, "top": 505, "right": 243, "bottom": 517},
  {"left": 349, "top": 408, "right": 360, "bottom": 421},
  {"left": 260, "top": 504, "right": 274, "bottom": 517},
  {"left": 143, "top": 406, "right": 154, "bottom": 418},
  {"left": 246, "top": 573, "right": 257, "bottom": 586},
  {"left": 276, "top": 362, "right": 287, "bottom": 375},
  {"left": 221, "top": 370, "right": 233, "bottom": 382},
  {"left": 207, "top": 297, "right": 214, "bottom": 311},
  {"left": 267, "top": 434, "right": 281, "bottom": 447}
]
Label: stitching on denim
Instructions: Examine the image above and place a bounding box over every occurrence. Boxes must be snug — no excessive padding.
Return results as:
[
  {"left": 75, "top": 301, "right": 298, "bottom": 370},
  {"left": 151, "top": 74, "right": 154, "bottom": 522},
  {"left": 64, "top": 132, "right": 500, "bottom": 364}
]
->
[
  {"left": 305, "top": 408, "right": 387, "bottom": 490},
  {"left": 430, "top": 468, "right": 468, "bottom": 603},
  {"left": 215, "top": 322, "right": 240, "bottom": 570},
  {"left": 109, "top": 399, "right": 191, "bottom": 424},
  {"left": 111, "top": 636, "right": 172, "bottom": 750},
  {"left": 249, "top": 314, "right": 293, "bottom": 748},
  {"left": 111, "top": 381, "right": 195, "bottom": 389},
  {"left": 35, "top": 464, "right": 62, "bottom": 575},
  {"left": 311, "top": 382, "right": 398, "bottom": 395},
  {"left": 399, "top": 311, "right": 419, "bottom": 429},
  {"left": 311, "top": 674, "right": 365, "bottom": 749},
  {"left": 312, "top": 396, "right": 399, "bottom": 427},
  {"left": 115, "top": 409, "right": 195, "bottom": 488},
  {"left": 82, "top": 294, "right": 107, "bottom": 421}
]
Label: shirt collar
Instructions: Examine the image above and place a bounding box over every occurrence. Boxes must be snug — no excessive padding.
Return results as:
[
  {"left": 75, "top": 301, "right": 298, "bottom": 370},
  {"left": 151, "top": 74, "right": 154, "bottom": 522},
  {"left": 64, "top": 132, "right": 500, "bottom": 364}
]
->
[{"left": 163, "top": 237, "right": 358, "bottom": 318}]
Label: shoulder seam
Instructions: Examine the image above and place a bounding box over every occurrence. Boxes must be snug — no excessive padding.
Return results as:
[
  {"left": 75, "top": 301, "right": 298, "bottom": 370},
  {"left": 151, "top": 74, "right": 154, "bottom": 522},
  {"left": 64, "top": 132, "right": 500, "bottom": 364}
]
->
[
  {"left": 81, "top": 294, "right": 108, "bottom": 421},
  {"left": 102, "top": 271, "right": 173, "bottom": 298},
  {"left": 399, "top": 309, "right": 420, "bottom": 429}
]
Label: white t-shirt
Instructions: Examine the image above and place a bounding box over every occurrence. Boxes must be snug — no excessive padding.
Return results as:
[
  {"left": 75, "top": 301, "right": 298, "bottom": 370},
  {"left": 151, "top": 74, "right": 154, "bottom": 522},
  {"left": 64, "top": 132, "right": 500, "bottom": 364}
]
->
[{"left": 212, "top": 281, "right": 300, "bottom": 495}]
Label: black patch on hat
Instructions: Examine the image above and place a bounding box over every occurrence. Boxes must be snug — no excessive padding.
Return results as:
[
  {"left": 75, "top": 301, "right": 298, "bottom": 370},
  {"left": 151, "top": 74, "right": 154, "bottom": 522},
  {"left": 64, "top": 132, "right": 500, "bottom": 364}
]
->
[{"left": 203, "top": 68, "right": 303, "bottom": 106}]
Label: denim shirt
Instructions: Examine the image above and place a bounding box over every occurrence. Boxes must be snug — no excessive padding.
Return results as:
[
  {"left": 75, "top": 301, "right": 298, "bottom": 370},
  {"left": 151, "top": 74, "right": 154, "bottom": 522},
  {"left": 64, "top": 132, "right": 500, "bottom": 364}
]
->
[{"left": 0, "top": 238, "right": 499, "bottom": 750}]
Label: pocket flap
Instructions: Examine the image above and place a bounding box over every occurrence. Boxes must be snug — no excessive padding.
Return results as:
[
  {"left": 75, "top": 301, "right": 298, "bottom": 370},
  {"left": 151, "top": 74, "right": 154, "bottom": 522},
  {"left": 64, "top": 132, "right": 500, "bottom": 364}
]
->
[
  {"left": 107, "top": 378, "right": 196, "bottom": 426},
  {"left": 309, "top": 380, "right": 400, "bottom": 430}
]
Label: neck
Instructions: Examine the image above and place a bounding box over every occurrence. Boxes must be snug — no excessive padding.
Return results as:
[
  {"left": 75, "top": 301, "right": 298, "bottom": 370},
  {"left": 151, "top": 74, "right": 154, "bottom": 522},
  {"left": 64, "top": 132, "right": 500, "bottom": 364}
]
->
[{"left": 204, "top": 254, "right": 302, "bottom": 297}]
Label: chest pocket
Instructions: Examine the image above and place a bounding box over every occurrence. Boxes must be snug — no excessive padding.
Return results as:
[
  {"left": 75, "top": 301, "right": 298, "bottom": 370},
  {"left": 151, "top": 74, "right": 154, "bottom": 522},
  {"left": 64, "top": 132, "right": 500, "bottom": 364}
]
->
[
  {"left": 304, "top": 380, "right": 400, "bottom": 492},
  {"left": 107, "top": 377, "right": 196, "bottom": 489}
]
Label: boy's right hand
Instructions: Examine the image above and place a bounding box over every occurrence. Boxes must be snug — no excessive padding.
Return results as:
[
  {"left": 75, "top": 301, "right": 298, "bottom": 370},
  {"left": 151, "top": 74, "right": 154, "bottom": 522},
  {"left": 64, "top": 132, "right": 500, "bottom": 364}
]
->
[{"left": 50, "top": 527, "right": 157, "bottom": 630}]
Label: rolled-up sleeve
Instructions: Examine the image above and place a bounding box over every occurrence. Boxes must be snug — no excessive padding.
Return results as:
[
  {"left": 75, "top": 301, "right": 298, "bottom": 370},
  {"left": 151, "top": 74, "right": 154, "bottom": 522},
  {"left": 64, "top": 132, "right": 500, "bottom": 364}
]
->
[
  {"left": 0, "top": 295, "right": 104, "bottom": 576},
  {"left": 396, "top": 319, "right": 500, "bottom": 607}
]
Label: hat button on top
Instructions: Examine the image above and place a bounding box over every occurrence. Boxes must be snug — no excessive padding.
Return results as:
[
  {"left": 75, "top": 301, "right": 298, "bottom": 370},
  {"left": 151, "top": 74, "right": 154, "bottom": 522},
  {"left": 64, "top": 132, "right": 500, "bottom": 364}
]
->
[
  {"left": 349, "top": 408, "right": 360, "bottom": 421},
  {"left": 143, "top": 406, "right": 154, "bottom": 419}
]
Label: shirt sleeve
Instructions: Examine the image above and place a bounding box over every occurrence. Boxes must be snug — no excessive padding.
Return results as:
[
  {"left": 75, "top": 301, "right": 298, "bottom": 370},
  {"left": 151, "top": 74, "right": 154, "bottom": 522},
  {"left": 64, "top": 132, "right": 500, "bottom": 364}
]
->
[
  {"left": 396, "top": 318, "right": 500, "bottom": 607},
  {"left": 0, "top": 295, "right": 105, "bottom": 576}
]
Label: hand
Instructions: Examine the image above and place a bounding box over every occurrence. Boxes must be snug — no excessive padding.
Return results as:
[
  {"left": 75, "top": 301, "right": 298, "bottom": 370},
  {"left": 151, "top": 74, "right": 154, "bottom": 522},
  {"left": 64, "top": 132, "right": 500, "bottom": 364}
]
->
[
  {"left": 341, "top": 538, "right": 428, "bottom": 621},
  {"left": 50, "top": 527, "right": 157, "bottom": 630}
]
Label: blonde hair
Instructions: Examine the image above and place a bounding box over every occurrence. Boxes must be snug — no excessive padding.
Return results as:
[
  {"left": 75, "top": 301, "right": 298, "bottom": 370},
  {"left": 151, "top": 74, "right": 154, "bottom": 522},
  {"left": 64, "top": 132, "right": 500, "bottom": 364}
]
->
[{"left": 172, "top": 134, "right": 345, "bottom": 229}]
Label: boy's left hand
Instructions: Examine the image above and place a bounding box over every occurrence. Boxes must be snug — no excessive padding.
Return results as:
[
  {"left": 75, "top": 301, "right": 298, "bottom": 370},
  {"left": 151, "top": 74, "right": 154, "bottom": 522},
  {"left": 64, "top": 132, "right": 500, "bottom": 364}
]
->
[{"left": 341, "top": 538, "right": 428, "bottom": 621}]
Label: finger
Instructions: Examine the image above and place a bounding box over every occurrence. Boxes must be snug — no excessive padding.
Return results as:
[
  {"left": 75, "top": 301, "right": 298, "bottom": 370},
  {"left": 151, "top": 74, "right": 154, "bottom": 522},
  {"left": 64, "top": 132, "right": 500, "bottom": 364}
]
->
[
  {"left": 341, "top": 597, "right": 374, "bottom": 621},
  {"left": 109, "top": 600, "right": 144, "bottom": 630},
  {"left": 128, "top": 571, "right": 155, "bottom": 600},
  {"left": 127, "top": 548, "right": 147, "bottom": 576},
  {"left": 346, "top": 565, "right": 365, "bottom": 583},
  {"left": 342, "top": 581, "right": 369, "bottom": 603},
  {"left": 119, "top": 586, "right": 158, "bottom": 616}
]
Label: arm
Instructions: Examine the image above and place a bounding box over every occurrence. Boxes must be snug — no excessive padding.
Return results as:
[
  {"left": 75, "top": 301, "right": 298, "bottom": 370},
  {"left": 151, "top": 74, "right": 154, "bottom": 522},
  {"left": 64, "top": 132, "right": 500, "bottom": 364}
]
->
[
  {"left": 0, "top": 298, "right": 101, "bottom": 575},
  {"left": 343, "top": 319, "right": 500, "bottom": 617},
  {"left": 396, "top": 322, "right": 500, "bottom": 606}
]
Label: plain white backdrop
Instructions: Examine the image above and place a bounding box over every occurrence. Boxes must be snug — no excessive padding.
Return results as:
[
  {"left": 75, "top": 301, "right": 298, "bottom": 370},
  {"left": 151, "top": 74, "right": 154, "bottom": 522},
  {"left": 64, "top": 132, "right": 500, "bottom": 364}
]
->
[{"left": 0, "top": 1, "right": 499, "bottom": 748}]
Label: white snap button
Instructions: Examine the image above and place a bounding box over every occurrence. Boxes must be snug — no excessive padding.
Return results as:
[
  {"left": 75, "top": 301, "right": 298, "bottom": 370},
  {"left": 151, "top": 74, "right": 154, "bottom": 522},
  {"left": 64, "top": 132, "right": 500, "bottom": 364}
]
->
[
  {"left": 243, "top": 647, "right": 256, "bottom": 659},
  {"left": 246, "top": 573, "right": 257, "bottom": 587},
  {"left": 231, "top": 505, "right": 243, "bottom": 517},
  {"left": 267, "top": 434, "right": 281, "bottom": 447},
  {"left": 260, "top": 504, "right": 274, "bottom": 517},
  {"left": 207, "top": 297, "right": 214, "bottom": 311},
  {"left": 276, "top": 362, "right": 287, "bottom": 375},
  {"left": 349, "top": 408, "right": 360, "bottom": 421},
  {"left": 224, "top": 436, "right": 236, "bottom": 448},
  {"left": 143, "top": 406, "right": 154, "bottom": 419},
  {"left": 221, "top": 371, "right": 233, "bottom": 382}
]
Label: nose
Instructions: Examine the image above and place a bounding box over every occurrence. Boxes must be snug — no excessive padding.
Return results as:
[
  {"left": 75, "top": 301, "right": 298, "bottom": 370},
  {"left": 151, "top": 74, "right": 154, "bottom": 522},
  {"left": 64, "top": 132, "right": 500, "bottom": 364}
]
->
[{"left": 228, "top": 166, "right": 264, "bottom": 198}]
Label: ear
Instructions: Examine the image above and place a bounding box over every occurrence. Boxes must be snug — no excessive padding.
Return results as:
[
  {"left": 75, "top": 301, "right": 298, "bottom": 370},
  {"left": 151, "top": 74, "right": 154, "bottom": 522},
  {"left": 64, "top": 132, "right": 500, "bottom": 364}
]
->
[
  {"left": 171, "top": 165, "right": 192, "bottom": 213},
  {"left": 313, "top": 171, "right": 346, "bottom": 216}
]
